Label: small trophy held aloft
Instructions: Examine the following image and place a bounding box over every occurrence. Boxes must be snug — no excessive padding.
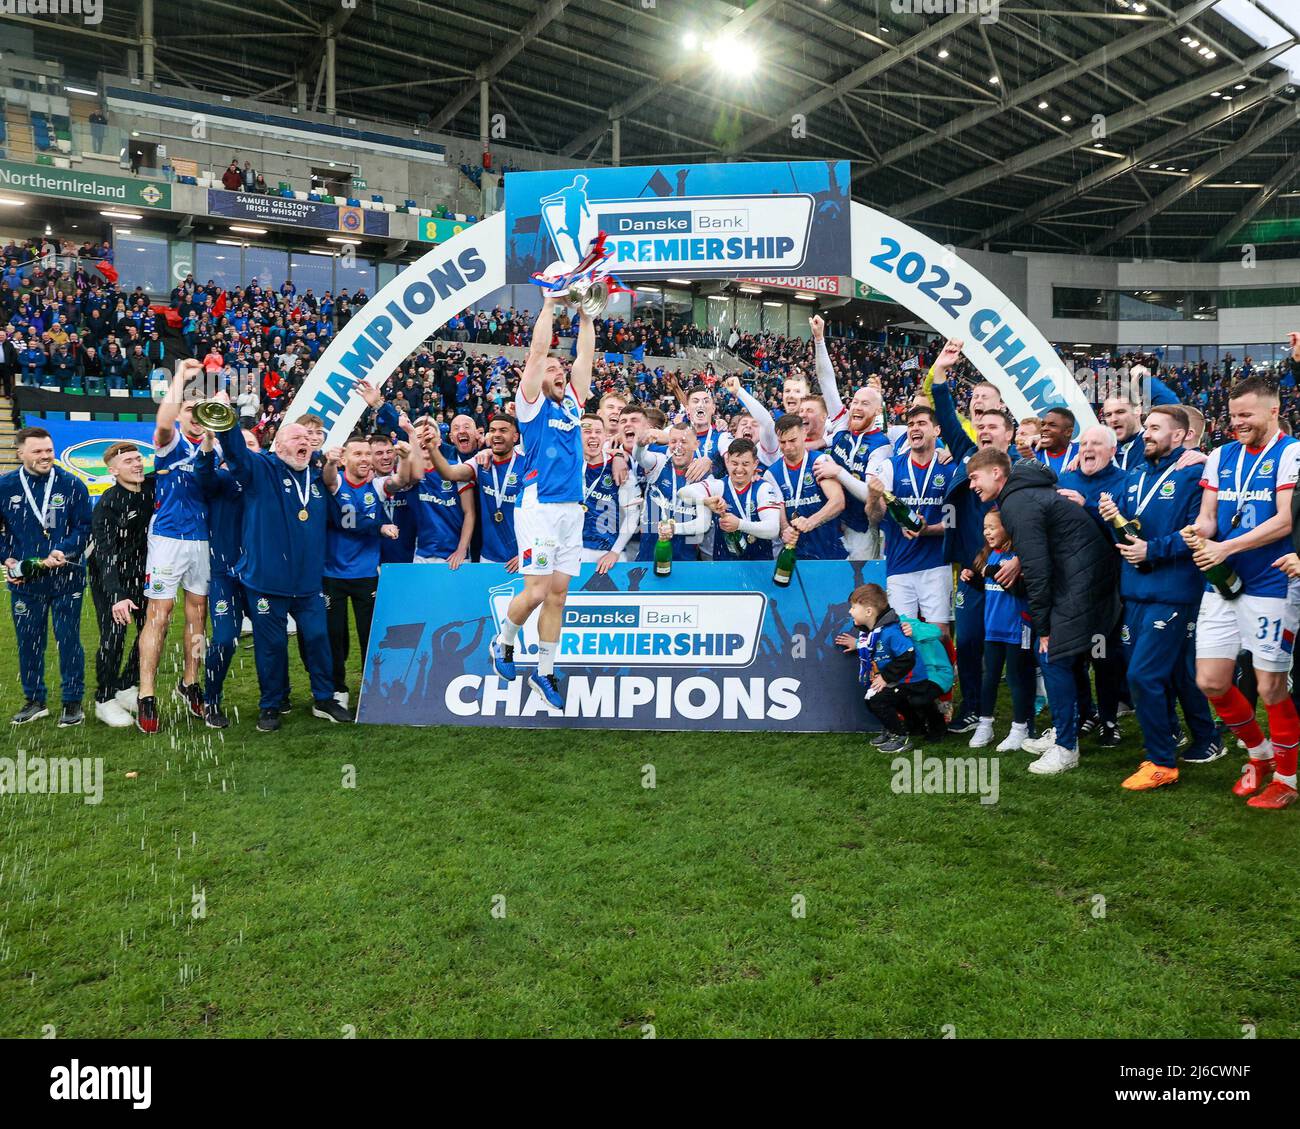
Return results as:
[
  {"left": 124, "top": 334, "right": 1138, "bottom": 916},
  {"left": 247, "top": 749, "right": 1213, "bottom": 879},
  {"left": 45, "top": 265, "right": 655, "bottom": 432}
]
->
[{"left": 531, "top": 231, "right": 631, "bottom": 317}]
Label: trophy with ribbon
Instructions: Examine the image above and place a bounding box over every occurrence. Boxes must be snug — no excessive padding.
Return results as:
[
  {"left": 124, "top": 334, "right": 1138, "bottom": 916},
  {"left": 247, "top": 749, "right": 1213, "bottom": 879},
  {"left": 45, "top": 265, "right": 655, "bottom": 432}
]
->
[{"left": 531, "top": 230, "right": 632, "bottom": 316}]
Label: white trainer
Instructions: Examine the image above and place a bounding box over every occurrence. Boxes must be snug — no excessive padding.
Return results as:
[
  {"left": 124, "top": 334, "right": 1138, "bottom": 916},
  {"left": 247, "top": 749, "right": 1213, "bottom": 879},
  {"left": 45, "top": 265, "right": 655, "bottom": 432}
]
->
[
  {"left": 114, "top": 686, "right": 139, "bottom": 714},
  {"left": 969, "top": 719, "right": 995, "bottom": 748},
  {"left": 997, "top": 724, "right": 1029, "bottom": 752},
  {"left": 95, "top": 699, "right": 134, "bottom": 728},
  {"left": 1021, "top": 727, "right": 1057, "bottom": 755},
  {"left": 1027, "top": 744, "right": 1079, "bottom": 775},
  {"left": 333, "top": 690, "right": 350, "bottom": 710}
]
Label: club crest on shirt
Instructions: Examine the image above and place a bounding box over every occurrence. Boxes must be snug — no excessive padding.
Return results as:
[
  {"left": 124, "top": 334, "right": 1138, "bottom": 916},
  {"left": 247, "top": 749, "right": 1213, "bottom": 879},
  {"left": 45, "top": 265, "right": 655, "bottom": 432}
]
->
[
  {"left": 441, "top": 480, "right": 453, "bottom": 493},
  {"left": 256, "top": 598, "right": 270, "bottom": 614},
  {"left": 1159, "top": 480, "right": 1176, "bottom": 498},
  {"left": 310, "top": 484, "right": 321, "bottom": 498},
  {"left": 933, "top": 474, "right": 945, "bottom": 489},
  {"left": 1260, "top": 460, "right": 1274, "bottom": 476},
  {"left": 1121, "top": 624, "right": 1132, "bottom": 643},
  {"left": 214, "top": 599, "right": 229, "bottom": 616},
  {"left": 13, "top": 600, "right": 27, "bottom": 616},
  {"left": 50, "top": 494, "right": 65, "bottom": 508},
  {"left": 363, "top": 493, "right": 375, "bottom": 506}
]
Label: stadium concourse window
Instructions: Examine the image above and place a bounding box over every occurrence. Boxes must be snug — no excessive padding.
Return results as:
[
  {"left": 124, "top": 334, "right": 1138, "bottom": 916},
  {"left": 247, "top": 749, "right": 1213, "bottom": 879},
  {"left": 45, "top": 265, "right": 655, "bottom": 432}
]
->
[
  {"left": 1117, "top": 290, "right": 1186, "bottom": 321},
  {"left": 735, "top": 296, "right": 761, "bottom": 334},
  {"left": 288, "top": 251, "right": 334, "bottom": 294},
  {"left": 194, "top": 240, "right": 243, "bottom": 292},
  {"left": 243, "top": 246, "right": 289, "bottom": 292},
  {"left": 335, "top": 254, "right": 376, "bottom": 295},
  {"left": 762, "top": 301, "right": 788, "bottom": 336},
  {"left": 663, "top": 287, "right": 691, "bottom": 328},
  {"left": 1052, "top": 287, "right": 1113, "bottom": 320},
  {"left": 113, "top": 231, "right": 169, "bottom": 294}
]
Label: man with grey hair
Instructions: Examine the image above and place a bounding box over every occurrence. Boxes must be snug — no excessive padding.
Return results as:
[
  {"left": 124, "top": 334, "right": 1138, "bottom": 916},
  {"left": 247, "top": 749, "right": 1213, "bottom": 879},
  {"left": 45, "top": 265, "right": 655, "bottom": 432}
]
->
[
  {"left": 1057, "top": 423, "right": 1130, "bottom": 749},
  {"left": 214, "top": 421, "right": 352, "bottom": 732}
]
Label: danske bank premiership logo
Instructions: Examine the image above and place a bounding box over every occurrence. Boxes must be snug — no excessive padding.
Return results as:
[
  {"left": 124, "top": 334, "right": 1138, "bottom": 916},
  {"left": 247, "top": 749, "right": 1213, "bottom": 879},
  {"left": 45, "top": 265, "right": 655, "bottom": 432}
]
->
[{"left": 486, "top": 582, "right": 767, "bottom": 668}]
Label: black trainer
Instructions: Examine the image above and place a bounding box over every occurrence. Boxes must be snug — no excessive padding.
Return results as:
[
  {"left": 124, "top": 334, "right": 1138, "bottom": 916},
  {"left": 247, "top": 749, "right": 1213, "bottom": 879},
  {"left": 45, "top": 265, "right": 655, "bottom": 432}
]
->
[
  {"left": 1078, "top": 714, "right": 1100, "bottom": 737},
  {"left": 57, "top": 702, "right": 84, "bottom": 728},
  {"left": 311, "top": 699, "right": 352, "bottom": 723},
  {"left": 947, "top": 713, "right": 980, "bottom": 735},
  {"left": 1097, "top": 721, "right": 1122, "bottom": 748},
  {"left": 11, "top": 700, "right": 48, "bottom": 725},
  {"left": 877, "top": 735, "right": 911, "bottom": 754},
  {"left": 278, "top": 696, "right": 292, "bottom": 714},
  {"left": 137, "top": 695, "right": 159, "bottom": 734},
  {"left": 204, "top": 703, "right": 230, "bottom": 730},
  {"left": 256, "top": 708, "right": 281, "bottom": 733},
  {"left": 175, "top": 679, "right": 204, "bottom": 718}
]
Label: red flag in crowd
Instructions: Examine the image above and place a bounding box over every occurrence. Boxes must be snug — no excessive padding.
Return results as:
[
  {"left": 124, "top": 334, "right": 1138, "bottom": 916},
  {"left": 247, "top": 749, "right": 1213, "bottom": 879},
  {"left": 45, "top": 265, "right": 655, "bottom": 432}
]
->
[
  {"left": 95, "top": 259, "right": 119, "bottom": 285},
  {"left": 213, "top": 290, "right": 227, "bottom": 318}
]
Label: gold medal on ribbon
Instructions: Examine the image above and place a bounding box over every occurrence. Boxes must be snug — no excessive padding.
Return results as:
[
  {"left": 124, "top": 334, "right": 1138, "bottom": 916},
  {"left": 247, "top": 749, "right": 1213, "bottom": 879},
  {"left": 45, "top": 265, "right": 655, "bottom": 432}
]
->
[
  {"left": 298, "top": 508, "right": 309, "bottom": 522},
  {"left": 494, "top": 510, "right": 504, "bottom": 523}
]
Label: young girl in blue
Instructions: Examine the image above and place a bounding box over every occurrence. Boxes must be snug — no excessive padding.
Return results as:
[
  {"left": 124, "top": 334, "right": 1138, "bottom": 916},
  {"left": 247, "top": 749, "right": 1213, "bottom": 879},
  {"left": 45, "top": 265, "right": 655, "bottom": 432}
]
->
[{"left": 961, "top": 511, "right": 1035, "bottom": 751}]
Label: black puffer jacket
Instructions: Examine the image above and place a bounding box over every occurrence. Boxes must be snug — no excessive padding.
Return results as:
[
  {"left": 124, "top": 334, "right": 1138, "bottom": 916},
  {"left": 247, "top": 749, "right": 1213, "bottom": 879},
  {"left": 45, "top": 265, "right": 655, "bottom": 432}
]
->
[{"left": 995, "top": 460, "right": 1121, "bottom": 660}]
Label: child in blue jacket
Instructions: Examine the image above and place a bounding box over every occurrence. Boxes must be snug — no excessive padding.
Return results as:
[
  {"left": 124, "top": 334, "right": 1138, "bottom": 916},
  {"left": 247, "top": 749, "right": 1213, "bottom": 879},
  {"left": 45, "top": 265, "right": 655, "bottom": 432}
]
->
[{"left": 837, "top": 582, "right": 950, "bottom": 753}]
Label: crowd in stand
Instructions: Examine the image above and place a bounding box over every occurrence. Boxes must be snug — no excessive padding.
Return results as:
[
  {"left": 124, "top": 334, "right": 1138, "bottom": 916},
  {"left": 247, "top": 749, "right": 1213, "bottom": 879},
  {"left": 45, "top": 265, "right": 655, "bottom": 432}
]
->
[{"left": 3, "top": 230, "right": 1299, "bottom": 448}]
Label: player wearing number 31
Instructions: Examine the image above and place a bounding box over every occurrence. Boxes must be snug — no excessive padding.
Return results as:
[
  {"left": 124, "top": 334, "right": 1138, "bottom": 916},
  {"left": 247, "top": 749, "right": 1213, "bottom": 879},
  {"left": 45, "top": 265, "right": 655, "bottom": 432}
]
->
[
  {"left": 0, "top": 426, "right": 91, "bottom": 727},
  {"left": 213, "top": 422, "right": 353, "bottom": 732},
  {"left": 1182, "top": 377, "right": 1300, "bottom": 809}
]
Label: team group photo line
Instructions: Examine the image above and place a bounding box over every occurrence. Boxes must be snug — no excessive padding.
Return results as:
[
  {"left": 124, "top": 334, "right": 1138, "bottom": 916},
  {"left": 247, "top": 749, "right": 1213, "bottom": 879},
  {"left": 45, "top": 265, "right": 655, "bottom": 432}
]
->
[{"left": 10, "top": 284, "right": 1300, "bottom": 809}]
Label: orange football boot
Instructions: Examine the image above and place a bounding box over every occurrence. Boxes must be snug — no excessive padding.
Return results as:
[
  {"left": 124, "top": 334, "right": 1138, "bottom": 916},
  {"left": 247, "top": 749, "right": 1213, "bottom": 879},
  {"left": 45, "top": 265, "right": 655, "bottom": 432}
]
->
[{"left": 1122, "top": 761, "right": 1179, "bottom": 791}]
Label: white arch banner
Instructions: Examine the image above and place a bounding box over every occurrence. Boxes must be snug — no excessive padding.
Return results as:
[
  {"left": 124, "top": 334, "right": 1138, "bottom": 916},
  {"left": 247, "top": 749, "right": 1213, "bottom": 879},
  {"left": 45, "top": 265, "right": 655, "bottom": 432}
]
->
[{"left": 288, "top": 204, "right": 1097, "bottom": 445}]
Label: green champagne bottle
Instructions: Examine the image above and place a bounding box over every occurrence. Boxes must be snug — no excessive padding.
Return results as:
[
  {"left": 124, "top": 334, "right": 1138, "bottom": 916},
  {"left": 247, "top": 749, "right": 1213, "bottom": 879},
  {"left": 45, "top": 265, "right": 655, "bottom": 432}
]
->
[
  {"left": 654, "top": 521, "right": 674, "bottom": 578},
  {"left": 1106, "top": 511, "right": 1153, "bottom": 574},
  {"left": 1183, "top": 526, "right": 1244, "bottom": 601},
  {"left": 6, "top": 557, "right": 45, "bottom": 581},
  {"left": 773, "top": 532, "right": 798, "bottom": 587},
  {"left": 882, "top": 489, "right": 925, "bottom": 533}
]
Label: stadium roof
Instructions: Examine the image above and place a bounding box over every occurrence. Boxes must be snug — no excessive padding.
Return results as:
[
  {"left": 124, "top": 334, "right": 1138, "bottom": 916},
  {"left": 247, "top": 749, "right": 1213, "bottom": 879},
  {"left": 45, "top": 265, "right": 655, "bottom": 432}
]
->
[{"left": 13, "top": 0, "right": 1300, "bottom": 262}]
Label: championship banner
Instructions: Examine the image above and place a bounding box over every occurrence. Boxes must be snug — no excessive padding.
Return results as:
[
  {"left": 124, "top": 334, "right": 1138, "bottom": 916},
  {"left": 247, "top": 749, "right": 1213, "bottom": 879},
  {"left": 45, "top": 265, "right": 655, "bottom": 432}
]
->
[
  {"left": 850, "top": 202, "right": 1098, "bottom": 432},
  {"left": 357, "top": 561, "right": 880, "bottom": 732},
  {"left": 504, "top": 161, "right": 851, "bottom": 283},
  {"left": 286, "top": 187, "right": 1095, "bottom": 447},
  {"left": 206, "top": 189, "right": 390, "bottom": 236},
  {"left": 28, "top": 416, "right": 156, "bottom": 498}
]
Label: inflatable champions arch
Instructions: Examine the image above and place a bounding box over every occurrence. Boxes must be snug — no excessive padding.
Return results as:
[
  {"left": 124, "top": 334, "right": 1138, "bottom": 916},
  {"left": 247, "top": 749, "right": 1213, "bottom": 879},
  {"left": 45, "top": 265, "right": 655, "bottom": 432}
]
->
[{"left": 286, "top": 161, "right": 1097, "bottom": 440}]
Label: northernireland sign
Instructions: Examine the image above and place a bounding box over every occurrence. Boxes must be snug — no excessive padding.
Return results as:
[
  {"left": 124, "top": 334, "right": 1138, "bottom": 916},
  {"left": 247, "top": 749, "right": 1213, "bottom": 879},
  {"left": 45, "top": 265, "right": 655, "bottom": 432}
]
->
[
  {"left": 0, "top": 160, "right": 172, "bottom": 209},
  {"left": 357, "top": 560, "right": 874, "bottom": 732},
  {"left": 504, "top": 161, "right": 851, "bottom": 283}
]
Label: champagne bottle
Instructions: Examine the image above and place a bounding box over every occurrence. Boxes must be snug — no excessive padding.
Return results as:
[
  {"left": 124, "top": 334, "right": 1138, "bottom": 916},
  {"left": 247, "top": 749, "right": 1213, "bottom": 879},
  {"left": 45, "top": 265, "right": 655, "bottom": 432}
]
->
[
  {"left": 773, "top": 532, "right": 798, "bottom": 587},
  {"left": 6, "top": 557, "right": 45, "bottom": 581},
  {"left": 881, "top": 489, "right": 924, "bottom": 533},
  {"left": 1182, "top": 526, "right": 1244, "bottom": 601},
  {"left": 1107, "top": 511, "right": 1154, "bottom": 574},
  {"left": 654, "top": 520, "right": 674, "bottom": 578}
]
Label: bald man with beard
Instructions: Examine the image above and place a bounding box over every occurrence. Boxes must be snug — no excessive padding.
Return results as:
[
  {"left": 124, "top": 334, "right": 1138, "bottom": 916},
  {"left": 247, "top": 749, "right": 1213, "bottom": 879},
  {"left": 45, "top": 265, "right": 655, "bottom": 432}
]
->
[{"left": 216, "top": 421, "right": 352, "bottom": 732}]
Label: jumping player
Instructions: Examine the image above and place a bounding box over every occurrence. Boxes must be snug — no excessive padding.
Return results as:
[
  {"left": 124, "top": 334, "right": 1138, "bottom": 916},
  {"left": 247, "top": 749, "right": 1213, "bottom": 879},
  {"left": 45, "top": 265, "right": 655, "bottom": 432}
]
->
[{"left": 488, "top": 294, "right": 594, "bottom": 708}]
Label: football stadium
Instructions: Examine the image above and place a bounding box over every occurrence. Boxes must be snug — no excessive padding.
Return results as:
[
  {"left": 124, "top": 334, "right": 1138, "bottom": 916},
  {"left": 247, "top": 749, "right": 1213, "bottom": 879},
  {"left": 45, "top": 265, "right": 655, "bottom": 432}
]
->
[{"left": 1, "top": 0, "right": 1299, "bottom": 1088}]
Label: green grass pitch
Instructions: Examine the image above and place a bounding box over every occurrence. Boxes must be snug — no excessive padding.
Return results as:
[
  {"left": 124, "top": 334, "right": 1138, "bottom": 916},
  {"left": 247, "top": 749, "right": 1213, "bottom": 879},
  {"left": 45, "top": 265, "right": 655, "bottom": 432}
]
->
[{"left": 1, "top": 603, "right": 1297, "bottom": 1038}]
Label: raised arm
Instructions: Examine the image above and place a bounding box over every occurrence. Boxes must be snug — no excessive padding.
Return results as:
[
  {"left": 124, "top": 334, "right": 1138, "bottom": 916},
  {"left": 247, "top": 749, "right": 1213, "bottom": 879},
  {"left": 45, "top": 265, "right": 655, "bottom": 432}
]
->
[
  {"left": 571, "top": 310, "right": 595, "bottom": 403},
  {"left": 726, "top": 375, "right": 780, "bottom": 463},
  {"left": 519, "top": 294, "right": 558, "bottom": 403},
  {"left": 155, "top": 357, "right": 202, "bottom": 446},
  {"left": 810, "top": 316, "right": 844, "bottom": 424},
  {"left": 425, "top": 438, "right": 476, "bottom": 483}
]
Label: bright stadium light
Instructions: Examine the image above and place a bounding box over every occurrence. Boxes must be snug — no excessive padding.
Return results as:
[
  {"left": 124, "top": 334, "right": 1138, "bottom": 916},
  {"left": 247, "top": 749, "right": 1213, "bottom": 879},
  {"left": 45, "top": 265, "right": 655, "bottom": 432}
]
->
[
  {"left": 101, "top": 210, "right": 142, "bottom": 220},
  {"left": 230, "top": 225, "right": 267, "bottom": 234},
  {"left": 730, "top": 42, "right": 759, "bottom": 74},
  {"left": 0, "top": 197, "right": 26, "bottom": 206},
  {"left": 683, "top": 30, "right": 697, "bottom": 50}
]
